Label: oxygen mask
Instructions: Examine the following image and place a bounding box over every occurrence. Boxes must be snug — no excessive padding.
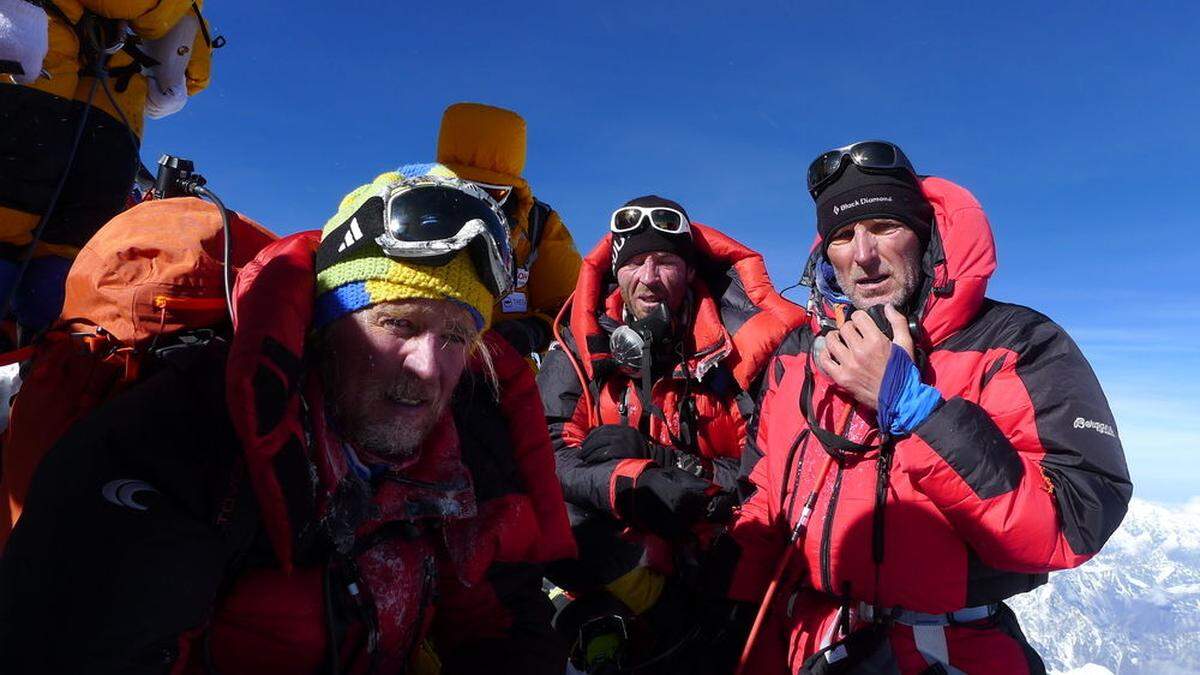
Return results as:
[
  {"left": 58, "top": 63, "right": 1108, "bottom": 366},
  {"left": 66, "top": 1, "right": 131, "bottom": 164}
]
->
[{"left": 609, "top": 303, "right": 673, "bottom": 378}]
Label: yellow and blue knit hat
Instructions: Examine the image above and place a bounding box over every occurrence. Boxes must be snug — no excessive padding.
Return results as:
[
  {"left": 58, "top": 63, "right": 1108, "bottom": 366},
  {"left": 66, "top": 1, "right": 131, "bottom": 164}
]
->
[{"left": 314, "top": 164, "right": 497, "bottom": 330}]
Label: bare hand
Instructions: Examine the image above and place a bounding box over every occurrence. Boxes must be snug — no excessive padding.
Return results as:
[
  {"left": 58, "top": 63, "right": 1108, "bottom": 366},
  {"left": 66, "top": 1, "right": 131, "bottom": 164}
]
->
[{"left": 815, "top": 305, "right": 913, "bottom": 410}]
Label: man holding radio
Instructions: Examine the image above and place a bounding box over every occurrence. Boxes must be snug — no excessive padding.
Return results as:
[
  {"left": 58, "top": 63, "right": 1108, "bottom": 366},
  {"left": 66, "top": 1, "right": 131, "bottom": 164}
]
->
[{"left": 715, "top": 141, "right": 1132, "bottom": 674}]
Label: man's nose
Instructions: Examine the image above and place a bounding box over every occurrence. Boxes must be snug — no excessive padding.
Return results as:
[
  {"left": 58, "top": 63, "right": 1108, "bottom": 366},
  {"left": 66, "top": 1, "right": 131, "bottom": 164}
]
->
[
  {"left": 402, "top": 332, "right": 442, "bottom": 381},
  {"left": 852, "top": 230, "right": 879, "bottom": 266},
  {"left": 635, "top": 258, "right": 658, "bottom": 283}
]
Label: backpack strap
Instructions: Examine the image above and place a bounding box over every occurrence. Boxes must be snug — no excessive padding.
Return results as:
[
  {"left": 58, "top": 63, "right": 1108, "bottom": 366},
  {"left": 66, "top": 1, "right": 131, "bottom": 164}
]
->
[{"left": 518, "top": 200, "right": 552, "bottom": 280}]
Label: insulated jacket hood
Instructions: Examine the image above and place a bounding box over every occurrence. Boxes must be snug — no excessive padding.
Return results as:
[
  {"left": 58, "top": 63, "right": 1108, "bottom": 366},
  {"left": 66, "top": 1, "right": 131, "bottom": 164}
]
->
[
  {"left": 225, "top": 231, "right": 475, "bottom": 570},
  {"left": 225, "top": 231, "right": 575, "bottom": 570},
  {"left": 811, "top": 176, "right": 997, "bottom": 346},
  {"left": 566, "top": 222, "right": 806, "bottom": 390}
]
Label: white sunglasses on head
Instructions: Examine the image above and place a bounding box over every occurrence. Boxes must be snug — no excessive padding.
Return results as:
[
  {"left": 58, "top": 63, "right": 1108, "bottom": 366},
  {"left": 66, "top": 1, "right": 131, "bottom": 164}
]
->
[{"left": 609, "top": 206, "right": 691, "bottom": 234}]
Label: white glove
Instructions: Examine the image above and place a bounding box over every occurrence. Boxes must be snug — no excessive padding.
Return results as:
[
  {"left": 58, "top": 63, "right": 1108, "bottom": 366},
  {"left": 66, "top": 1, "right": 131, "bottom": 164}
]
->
[
  {"left": 142, "top": 12, "right": 198, "bottom": 119},
  {"left": 0, "top": 0, "right": 48, "bottom": 85}
]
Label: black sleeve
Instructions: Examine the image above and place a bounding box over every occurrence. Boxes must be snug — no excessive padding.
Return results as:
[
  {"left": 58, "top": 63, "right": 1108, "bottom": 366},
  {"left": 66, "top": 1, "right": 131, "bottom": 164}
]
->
[
  {"left": 0, "top": 347, "right": 255, "bottom": 674},
  {"left": 537, "top": 345, "right": 623, "bottom": 513}
]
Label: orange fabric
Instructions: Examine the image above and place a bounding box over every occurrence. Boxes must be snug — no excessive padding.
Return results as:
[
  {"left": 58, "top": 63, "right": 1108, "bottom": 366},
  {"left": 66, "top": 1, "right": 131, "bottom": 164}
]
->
[
  {"left": 0, "top": 197, "right": 277, "bottom": 544},
  {"left": 60, "top": 197, "right": 275, "bottom": 347}
]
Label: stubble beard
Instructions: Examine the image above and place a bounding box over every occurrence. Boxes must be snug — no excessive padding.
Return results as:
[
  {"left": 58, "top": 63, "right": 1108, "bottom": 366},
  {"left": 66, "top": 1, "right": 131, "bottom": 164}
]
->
[
  {"left": 836, "top": 256, "right": 923, "bottom": 311},
  {"left": 323, "top": 354, "right": 443, "bottom": 462}
]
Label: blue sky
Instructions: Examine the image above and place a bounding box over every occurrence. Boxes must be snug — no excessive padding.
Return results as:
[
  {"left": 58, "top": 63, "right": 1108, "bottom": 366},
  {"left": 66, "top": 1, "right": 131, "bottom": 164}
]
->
[{"left": 142, "top": 1, "right": 1198, "bottom": 502}]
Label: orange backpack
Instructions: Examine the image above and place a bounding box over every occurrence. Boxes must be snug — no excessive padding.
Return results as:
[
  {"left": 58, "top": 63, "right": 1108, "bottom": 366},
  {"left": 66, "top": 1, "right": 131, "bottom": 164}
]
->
[{"left": 0, "top": 197, "right": 276, "bottom": 545}]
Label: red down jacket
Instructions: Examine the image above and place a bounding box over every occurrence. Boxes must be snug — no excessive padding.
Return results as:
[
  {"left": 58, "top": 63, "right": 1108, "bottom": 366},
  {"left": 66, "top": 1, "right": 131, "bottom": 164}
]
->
[
  {"left": 0, "top": 231, "right": 575, "bottom": 674},
  {"left": 538, "top": 223, "right": 805, "bottom": 585},
  {"left": 722, "top": 177, "right": 1132, "bottom": 674}
]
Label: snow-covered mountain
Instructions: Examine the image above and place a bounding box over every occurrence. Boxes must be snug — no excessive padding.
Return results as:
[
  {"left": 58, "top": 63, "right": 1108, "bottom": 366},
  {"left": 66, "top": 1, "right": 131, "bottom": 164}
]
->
[{"left": 1010, "top": 498, "right": 1200, "bottom": 675}]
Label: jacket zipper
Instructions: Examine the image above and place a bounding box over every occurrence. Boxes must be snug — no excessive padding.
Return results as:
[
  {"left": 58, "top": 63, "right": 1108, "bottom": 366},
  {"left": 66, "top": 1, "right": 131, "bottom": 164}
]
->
[
  {"left": 404, "top": 556, "right": 438, "bottom": 668},
  {"left": 782, "top": 430, "right": 810, "bottom": 522},
  {"left": 819, "top": 460, "right": 845, "bottom": 593}
]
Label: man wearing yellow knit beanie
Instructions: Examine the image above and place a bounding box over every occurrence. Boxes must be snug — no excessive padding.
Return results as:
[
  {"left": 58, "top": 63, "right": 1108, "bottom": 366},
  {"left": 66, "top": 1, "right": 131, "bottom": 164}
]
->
[{"left": 0, "top": 164, "right": 576, "bottom": 674}]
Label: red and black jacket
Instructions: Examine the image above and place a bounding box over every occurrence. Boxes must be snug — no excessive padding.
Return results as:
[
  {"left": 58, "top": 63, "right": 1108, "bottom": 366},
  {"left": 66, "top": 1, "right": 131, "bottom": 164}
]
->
[
  {"left": 720, "top": 177, "right": 1132, "bottom": 671},
  {"left": 538, "top": 223, "right": 805, "bottom": 552},
  {"left": 0, "top": 231, "right": 575, "bottom": 674}
]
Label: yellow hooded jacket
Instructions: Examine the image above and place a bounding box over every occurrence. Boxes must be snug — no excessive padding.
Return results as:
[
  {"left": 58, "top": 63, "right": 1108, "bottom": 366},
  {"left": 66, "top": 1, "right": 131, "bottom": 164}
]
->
[
  {"left": 33, "top": 0, "right": 213, "bottom": 138},
  {"left": 436, "top": 103, "right": 582, "bottom": 342},
  {"left": 0, "top": 1, "right": 212, "bottom": 259}
]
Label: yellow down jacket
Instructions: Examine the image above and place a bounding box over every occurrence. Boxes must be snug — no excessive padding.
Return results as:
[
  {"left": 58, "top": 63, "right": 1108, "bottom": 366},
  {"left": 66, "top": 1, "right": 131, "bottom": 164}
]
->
[
  {"left": 436, "top": 103, "right": 582, "bottom": 334},
  {"left": 32, "top": 0, "right": 212, "bottom": 138}
]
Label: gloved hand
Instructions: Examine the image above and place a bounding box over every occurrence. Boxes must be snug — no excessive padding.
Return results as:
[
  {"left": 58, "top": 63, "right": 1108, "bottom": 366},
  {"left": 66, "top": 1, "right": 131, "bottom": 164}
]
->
[
  {"left": 142, "top": 12, "right": 199, "bottom": 119},
  {"left": 580, "top": 424, "right": 647, "bottom": 464},
  {"left": 617, "top": 467, "right": 712, "bottom": 540},
  {"left": 580, "top": 424, "right": 683, "bottom": 469},
  {"left": 0, "top": 0, "right": 48, "bottom": 85}
]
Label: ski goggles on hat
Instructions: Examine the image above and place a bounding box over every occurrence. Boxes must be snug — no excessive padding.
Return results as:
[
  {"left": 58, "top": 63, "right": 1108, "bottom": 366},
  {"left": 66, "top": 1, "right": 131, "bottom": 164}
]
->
[
  {"left": 376, "top": 176, "right": 515, "bottom": 297},
  {"left": 807, "top": 140, "right": 917, "bottom": 198},
  {"left": 609, "top": 206, "right": 691, "bottom": 235},
  {"left": 469, "top": 181, "right": 513, "bottom": 207}
]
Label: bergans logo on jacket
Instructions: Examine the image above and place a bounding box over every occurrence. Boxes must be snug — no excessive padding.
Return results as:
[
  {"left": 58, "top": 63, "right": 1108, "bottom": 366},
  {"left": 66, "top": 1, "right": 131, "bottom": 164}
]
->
[{"left": 725, "top": 177, "right": 1131, "bottom": 674}]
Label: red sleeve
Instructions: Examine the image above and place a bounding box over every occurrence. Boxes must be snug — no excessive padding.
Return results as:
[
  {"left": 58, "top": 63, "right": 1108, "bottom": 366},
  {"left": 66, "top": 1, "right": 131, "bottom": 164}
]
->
[{"left": 901, "top": 320, "right": 1131, "bottom": 573}]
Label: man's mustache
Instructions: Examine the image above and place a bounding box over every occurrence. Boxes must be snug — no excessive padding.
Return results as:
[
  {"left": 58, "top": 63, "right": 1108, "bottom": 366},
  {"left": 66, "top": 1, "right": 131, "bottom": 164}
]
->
[{"left": 383, "top": 375, "right": 438, "bottom": 405}]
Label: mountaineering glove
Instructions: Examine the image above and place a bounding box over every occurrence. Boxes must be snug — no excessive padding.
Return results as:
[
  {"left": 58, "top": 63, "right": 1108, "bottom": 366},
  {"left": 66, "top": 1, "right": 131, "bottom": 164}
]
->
[
  {"left": 579, "top": 424, "right": 681, "bottom": 469},
  {"left": 143, "top": 12, "right": 199, "bottom": 119},
  {"left": 492, "top": 316, "right": 552, "bottom": 356},
  {"left": 615, "top": 467, "right": 712, "bottom": 540},
  {"left": 876, "top": 343, "right": 943, "bottom": 436},
  {"left": 0, "top": 0, "right": 48, "bottom": 85},
  {"left": 580, "top": 425, "right": 648, "bottom": 464}
]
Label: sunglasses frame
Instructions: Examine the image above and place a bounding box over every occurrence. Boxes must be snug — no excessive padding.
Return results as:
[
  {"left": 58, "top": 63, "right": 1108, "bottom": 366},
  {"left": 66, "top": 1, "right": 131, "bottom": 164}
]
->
[
  {"left": 470, "top": 180, "right": 514, "bottom": 207},
  {"left": 609, "top": 206, "right": 692, "bottom": 235},
  {"left": 807, "top": 140, "right": 917, "bottom": 199}
]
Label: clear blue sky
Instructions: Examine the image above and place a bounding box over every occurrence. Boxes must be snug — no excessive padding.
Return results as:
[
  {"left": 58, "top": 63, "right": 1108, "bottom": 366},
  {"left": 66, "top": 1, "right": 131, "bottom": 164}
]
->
[{"left": 142, "top": 1, "right": 1199, "bottom": 503}]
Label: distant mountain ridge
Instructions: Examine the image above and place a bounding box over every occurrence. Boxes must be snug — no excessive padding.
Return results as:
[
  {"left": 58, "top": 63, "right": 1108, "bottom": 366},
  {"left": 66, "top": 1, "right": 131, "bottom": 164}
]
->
[{"left": 1010, "top": 498, "right": 1200, "bottom": 674}]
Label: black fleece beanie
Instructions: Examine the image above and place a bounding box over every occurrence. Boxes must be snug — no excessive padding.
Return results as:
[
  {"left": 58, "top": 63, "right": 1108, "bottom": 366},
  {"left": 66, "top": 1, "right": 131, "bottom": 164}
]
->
[
  {"left": 814, "top": 163, "right": 934, "bottom": 249},
  {"left": 610, "top": 195, "right": 695, "bottom": 273}
]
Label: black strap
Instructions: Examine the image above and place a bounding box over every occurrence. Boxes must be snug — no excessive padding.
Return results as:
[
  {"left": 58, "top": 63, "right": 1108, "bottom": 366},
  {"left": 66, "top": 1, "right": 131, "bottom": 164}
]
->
[
  {"left": 107, "top": 41, "right": 159, "bottom": 93},
  {"left": 527, "top": 200, "right": 551, "bottom": 258},
  {"left": 799, "top": 354, "right": 879, "bottom": 460}
]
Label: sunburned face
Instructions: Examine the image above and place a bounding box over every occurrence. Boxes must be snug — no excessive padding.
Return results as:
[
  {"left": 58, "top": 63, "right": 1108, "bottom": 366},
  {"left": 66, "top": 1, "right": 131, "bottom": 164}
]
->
[
  {"left": 825, "top": 218, "right": 923, "bottom": 310},
  {"left": 320, "top": 299, "right": 476, "bottom": 464},
  {"left": 616, "top": 251, "right": 693, "bottom": 321}
]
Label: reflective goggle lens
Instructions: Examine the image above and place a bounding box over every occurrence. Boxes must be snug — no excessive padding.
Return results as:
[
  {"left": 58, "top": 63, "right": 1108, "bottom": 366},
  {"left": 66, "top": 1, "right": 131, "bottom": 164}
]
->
[
  {"left": 847, "top": 141, "right": 900, "bottom": 169},
  {"left": 612, "top": 207, "right": 647, "bottom": 232},
  {"left": 388, "top": 186, "right": 498, "bottom": 241},
  {"left": 806, "top": 141, "right": 914, "bottom": 196},
  {"left": 384, "top": 184, "right": 514, "bottom": 294},
  {"left": 649, "top": 208, "right": 684, "bottom": 232}
]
